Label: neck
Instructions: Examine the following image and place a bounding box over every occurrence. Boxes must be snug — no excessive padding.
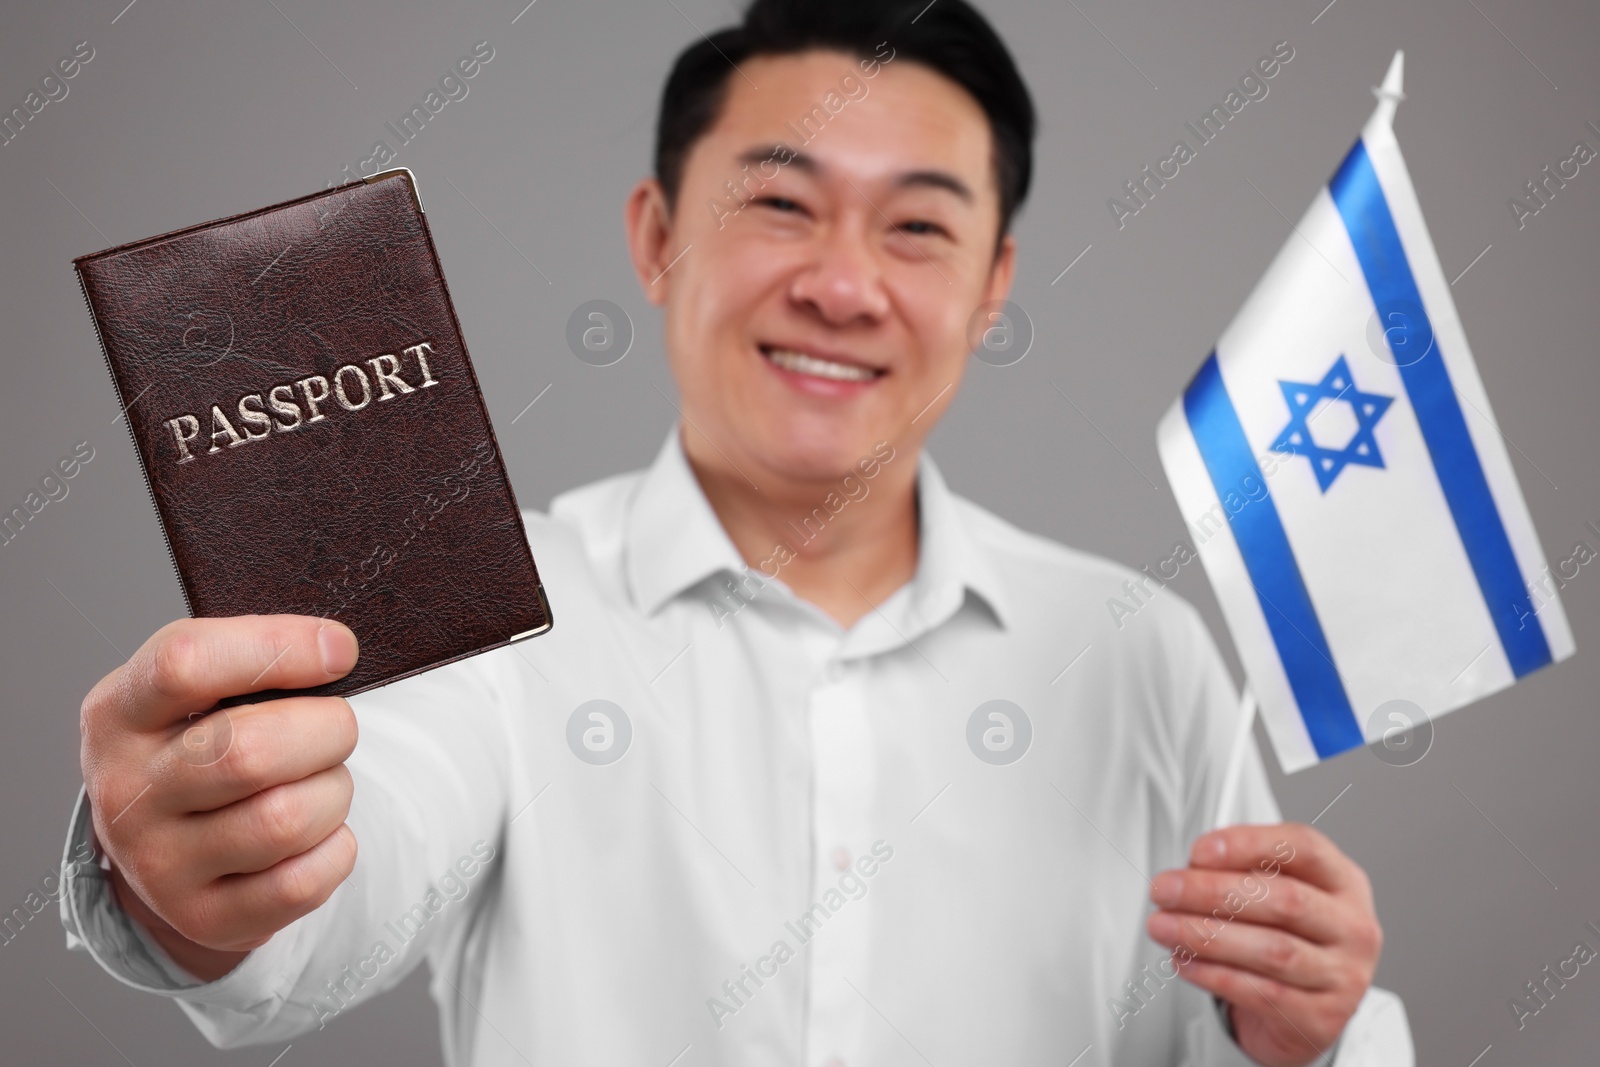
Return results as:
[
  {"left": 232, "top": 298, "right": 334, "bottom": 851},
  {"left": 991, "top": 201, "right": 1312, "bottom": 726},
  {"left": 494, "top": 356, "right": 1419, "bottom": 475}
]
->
[{"left": 679, "top": 425, "right": 920, "bottom": 629}]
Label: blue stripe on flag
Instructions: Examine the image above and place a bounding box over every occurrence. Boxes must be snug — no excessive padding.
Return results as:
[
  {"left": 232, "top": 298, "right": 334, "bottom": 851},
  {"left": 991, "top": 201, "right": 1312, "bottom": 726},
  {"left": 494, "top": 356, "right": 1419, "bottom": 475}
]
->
[
  {"left": 1184, "top": 353, "right": 1366, "bottom": 758},
  {"left": 1330, "top": 140, "right": 1552, "bottom": 677}
]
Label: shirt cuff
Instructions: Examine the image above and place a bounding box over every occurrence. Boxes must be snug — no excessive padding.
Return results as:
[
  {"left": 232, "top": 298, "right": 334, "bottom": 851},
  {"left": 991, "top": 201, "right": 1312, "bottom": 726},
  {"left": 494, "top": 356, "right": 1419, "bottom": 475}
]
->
[
  {"left": 1327, "top": 986, "right": 1415, "bottom": 1066},
  {"left": 1211, "top": 987, "right": 1414, "bottom": 1067},
  {"left": 1213, "top": 994, "right": 1345, "bottom": 1062},
  {"left": 57, "top": 785, "right": 303, "bottom": 1013}
]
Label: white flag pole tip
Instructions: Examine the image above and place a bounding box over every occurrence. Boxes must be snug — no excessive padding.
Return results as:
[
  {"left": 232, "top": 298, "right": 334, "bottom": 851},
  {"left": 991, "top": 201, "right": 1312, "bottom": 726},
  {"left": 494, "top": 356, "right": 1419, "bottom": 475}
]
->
[{"left": 1370, "top": 50, "right": 1406, "bottom": 128}]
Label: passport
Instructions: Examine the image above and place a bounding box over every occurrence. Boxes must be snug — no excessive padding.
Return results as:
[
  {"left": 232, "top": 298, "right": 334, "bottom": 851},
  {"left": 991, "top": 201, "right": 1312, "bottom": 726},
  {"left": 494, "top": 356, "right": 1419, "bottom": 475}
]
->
[{"left": 73, "top": 169, "right": 552, "bottom": 704}]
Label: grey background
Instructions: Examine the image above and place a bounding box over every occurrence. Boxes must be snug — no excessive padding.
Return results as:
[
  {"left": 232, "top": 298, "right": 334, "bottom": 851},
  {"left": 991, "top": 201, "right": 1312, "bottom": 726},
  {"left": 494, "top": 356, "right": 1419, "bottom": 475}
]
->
[{"left": 2, "top": 0, "right": 1596, "bottom": 1063}]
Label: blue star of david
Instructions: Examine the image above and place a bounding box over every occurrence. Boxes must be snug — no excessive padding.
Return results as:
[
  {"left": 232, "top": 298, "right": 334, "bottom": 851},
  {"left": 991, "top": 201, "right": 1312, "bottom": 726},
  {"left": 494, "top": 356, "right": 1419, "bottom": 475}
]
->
[{"left": 1271, "top": 355, "right": 1394, "bottom": 492}]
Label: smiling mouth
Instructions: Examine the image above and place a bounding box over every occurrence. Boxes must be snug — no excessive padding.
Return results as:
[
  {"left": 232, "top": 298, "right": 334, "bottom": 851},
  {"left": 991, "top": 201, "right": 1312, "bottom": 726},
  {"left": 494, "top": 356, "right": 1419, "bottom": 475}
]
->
[{"left": 760, "top": 345, "right": 885, "bottom": 383}]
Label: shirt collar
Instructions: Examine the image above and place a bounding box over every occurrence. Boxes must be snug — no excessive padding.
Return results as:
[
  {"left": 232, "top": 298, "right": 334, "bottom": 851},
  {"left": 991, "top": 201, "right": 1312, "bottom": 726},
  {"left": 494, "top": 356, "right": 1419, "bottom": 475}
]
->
[
  {"left": 624, "top": 430, "right": 749, "bottom": 618},
  {"left": 623, "top": 428, "right": 1011, "bottom": 632},
  {"left": 911, "top": 446, "right": 1012, "bottom": 632}
]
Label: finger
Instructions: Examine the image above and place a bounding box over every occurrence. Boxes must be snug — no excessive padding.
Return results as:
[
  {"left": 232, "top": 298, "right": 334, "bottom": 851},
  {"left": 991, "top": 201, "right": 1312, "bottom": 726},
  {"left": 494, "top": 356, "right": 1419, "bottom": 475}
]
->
[
  {"left": 178, "top": 823, "right": 358, "bottom": 953},
  {"left": 100, "top": 615, "right": 359, "bottom": 732},
  {"left": 1149, "top": 867, "right": 1347, "bottom": 945},
  {"left": 1169, "top": 958, "right": 1334, "bottom": 1056},
  {"left": 1190, "top": 823, "right": 1365, "bottom": 897},
  {"left": 185, "top": 765, "right": 354, "bottom": 879},
  {"left": 159, "top": 695, "right": 358, "bottom": 813},
  {"left": 1147, "top": 909, "right": 1339, "bottom": 991}
]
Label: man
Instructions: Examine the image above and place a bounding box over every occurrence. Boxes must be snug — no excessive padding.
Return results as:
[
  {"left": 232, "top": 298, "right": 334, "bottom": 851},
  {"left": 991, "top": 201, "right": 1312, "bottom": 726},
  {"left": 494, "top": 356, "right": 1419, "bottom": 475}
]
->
[{"left": 62, "top": 1, "right": 1413, "bottom": 1064}]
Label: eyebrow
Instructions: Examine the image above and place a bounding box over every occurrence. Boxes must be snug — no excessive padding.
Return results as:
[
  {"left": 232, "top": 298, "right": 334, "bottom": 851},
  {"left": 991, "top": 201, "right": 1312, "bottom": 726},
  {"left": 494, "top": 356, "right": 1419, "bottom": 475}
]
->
[{"left": 734, "top": 146, "right": 975, "bottom": 203}]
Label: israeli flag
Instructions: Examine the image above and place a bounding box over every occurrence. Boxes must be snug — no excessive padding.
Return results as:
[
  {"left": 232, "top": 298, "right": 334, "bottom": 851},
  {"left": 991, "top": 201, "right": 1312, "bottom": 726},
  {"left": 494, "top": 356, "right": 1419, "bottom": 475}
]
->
[{"left": 1157, "top": 53, "right": 1575, "bottom": 772}]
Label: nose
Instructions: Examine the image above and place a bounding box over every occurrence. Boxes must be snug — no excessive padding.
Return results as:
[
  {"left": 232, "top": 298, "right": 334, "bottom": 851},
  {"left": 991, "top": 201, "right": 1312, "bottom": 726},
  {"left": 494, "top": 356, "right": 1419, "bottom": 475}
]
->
[{"left": 787, "top": 215, "right": 891, "bottom": 328}]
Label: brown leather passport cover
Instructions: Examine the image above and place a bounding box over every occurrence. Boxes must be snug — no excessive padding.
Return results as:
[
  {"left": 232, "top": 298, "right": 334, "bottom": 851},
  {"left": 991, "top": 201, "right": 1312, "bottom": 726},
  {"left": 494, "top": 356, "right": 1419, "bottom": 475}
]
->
[{"left": 74, "top": 169, "right": 552, "bottom": 705}]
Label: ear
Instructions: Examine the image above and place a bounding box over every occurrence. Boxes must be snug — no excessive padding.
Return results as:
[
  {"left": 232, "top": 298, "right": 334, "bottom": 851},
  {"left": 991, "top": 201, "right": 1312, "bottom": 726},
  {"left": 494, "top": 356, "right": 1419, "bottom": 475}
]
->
[
  {"left": 983, "top": 232, "right": 1018, "bottom": 306},
  {"left": 625, "top": 178, "right": 676, "bottom": 307}
]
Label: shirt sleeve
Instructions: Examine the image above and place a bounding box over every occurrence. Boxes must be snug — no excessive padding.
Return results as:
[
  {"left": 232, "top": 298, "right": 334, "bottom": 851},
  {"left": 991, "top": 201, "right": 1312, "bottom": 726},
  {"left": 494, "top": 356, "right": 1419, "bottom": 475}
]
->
[
  {"left": 1172, "top": 605, "right": 1415, "bottom": 1067},
  {"left": 58, "top": 649, "right": 525, "bottom": 1048}
]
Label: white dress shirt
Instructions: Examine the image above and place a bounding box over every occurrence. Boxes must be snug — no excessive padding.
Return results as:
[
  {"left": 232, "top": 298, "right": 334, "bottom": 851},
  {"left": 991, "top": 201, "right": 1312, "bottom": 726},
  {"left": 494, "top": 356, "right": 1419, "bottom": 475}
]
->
[{"left": 60, "top": 429, "right": 1413, "bottom": 1066}]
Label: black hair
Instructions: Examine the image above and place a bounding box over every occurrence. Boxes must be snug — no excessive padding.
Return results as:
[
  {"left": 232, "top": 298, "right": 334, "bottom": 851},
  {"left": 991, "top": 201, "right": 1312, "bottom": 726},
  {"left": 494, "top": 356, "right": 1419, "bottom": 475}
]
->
[{"left": 653, "top": 0, "right": 1036, "bottom": 242}]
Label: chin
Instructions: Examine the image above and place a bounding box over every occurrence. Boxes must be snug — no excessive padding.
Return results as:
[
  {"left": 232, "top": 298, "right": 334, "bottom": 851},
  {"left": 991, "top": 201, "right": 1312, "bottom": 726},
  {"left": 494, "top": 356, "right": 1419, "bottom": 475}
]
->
[{"left": 752, "top": 418, "right": 880, "bottom": 483}]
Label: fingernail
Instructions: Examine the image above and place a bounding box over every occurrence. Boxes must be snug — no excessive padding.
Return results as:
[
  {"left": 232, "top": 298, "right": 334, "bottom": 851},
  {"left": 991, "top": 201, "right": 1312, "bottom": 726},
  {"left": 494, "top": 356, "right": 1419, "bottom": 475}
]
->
[
  {"left": 1197, "top": 835, "right": 1226, "bottom": 863},
  {"left": 319, "top": 620, "right": 358, "bottom": 675},
  {"left": 1150, "top": 872, "right": 1183, "bottom": 906}
]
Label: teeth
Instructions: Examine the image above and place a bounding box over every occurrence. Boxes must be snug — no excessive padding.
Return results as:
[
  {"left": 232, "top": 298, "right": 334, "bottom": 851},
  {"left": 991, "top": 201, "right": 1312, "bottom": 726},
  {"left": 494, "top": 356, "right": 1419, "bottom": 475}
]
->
[{"left": 764, "top": 347, "right": 878, "bottom": 382}]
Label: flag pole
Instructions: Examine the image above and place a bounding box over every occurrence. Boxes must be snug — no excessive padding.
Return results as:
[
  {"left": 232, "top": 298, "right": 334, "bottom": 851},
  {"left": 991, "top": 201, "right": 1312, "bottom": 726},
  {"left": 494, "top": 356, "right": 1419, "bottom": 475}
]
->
[
  {"left": 1370, "top": 50, "right": 1405, "bottom": 129},
  {"left": 1211, "top": 687, "right": 1258, "bottom": 831}
]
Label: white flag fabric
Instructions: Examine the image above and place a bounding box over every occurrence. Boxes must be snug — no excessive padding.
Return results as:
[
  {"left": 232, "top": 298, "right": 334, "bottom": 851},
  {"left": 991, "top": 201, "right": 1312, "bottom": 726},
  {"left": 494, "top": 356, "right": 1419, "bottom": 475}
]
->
[{"left": 1157, "top": 52, "right": 1574, "bottom": 772}]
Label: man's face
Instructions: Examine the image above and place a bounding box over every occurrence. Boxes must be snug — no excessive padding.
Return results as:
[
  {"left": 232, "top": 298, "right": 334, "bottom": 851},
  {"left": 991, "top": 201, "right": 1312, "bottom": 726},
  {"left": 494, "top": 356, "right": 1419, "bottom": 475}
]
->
[{"left": 629, "top": 50, "right": 1016, "bottom": 483}]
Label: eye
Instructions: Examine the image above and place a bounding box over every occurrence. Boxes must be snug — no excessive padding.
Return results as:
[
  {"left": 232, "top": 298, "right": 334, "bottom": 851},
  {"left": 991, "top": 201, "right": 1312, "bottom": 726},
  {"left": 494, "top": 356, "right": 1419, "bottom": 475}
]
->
[
  {"left": 896, "top": 219, "right": 948, "bottom": 237},
  {"left": 755, "top": 196, "right": 804, "bottom": 214}
]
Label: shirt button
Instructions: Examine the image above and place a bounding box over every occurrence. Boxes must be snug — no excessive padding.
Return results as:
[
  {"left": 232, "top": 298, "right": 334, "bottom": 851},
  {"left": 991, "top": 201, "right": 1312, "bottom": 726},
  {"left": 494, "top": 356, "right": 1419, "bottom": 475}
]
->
[
  {"left": 832, "top": 847, "right": 851, "bottom": 871},
  {"left": 824, "top": 1059, "right": 846, "bottom": 1067}
]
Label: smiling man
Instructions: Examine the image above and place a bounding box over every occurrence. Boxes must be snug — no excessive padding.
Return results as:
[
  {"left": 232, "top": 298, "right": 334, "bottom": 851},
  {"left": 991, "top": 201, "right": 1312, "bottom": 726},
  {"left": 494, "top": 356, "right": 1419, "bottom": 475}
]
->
[{"left": 62, "top": 1, "right": 1413, "bottom": 1065}]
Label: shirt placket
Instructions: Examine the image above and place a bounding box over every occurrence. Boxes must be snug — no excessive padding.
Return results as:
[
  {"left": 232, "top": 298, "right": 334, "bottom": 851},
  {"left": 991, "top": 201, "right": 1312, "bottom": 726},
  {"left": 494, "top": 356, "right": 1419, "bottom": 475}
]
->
[{"left": 800, "top": 633, "right": 876, "bottom": 1067}]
